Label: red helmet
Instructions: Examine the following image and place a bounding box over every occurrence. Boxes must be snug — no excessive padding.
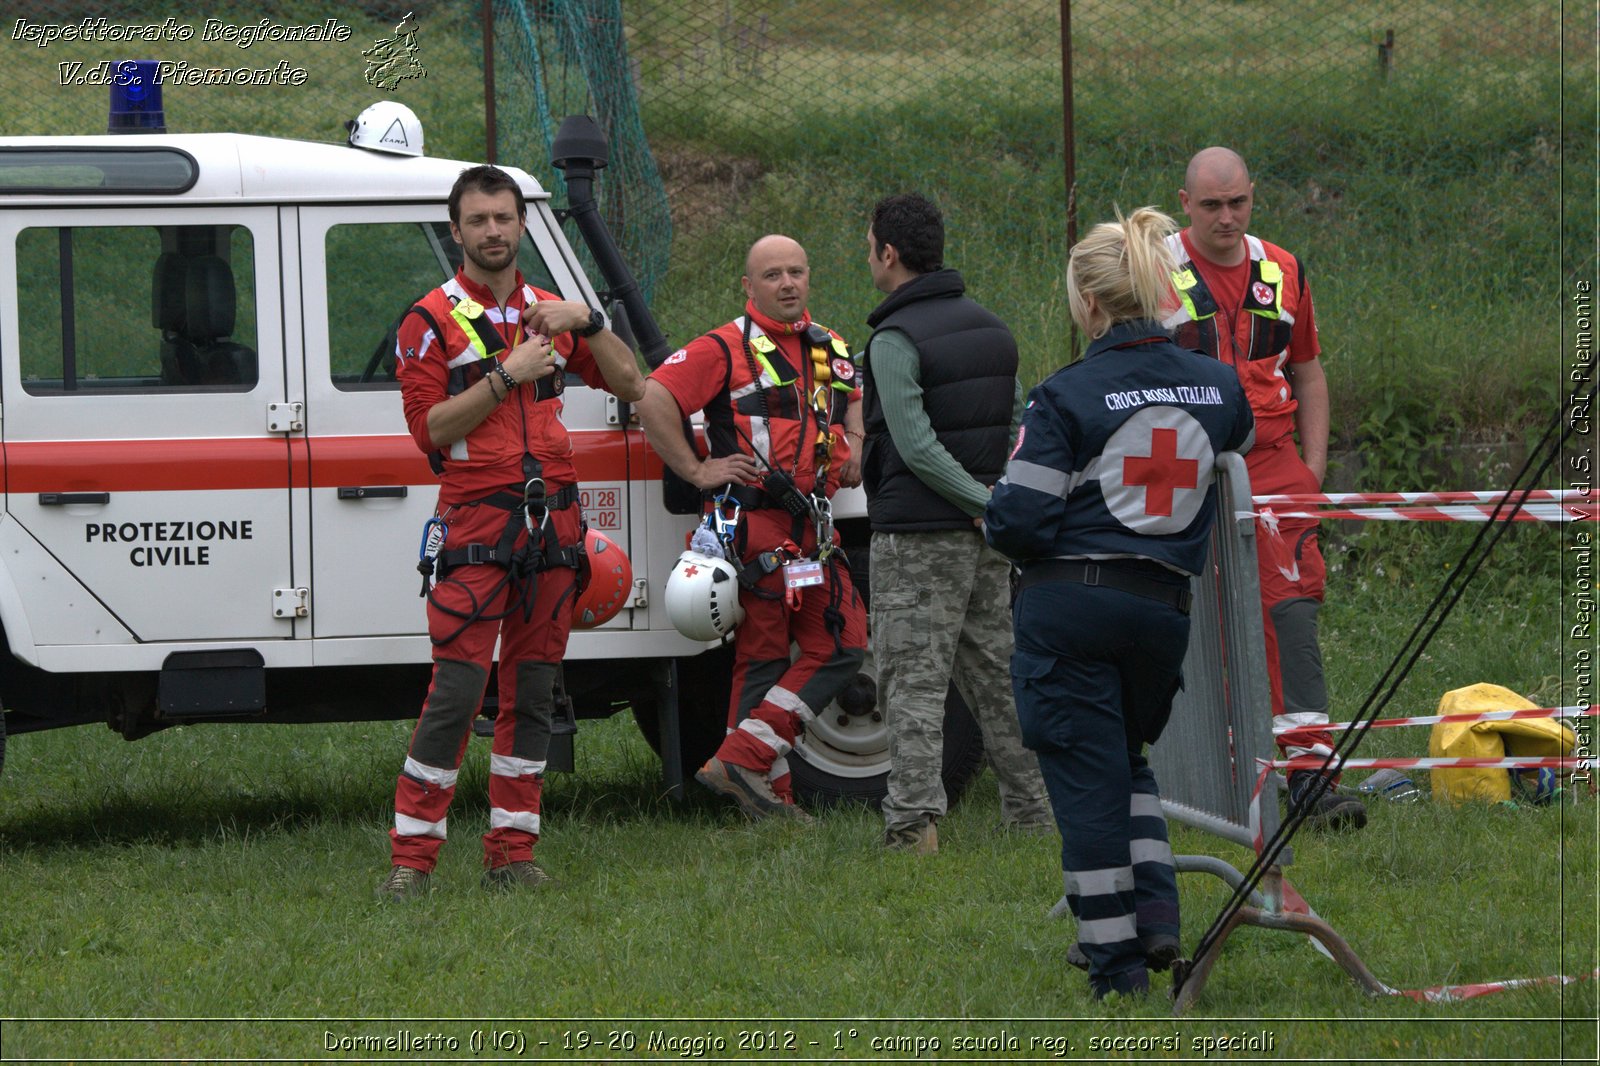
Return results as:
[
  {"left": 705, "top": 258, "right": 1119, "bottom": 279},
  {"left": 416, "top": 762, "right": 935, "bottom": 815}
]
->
[{"left": 572, "top": 529, "right": 632, "bottom": 628}]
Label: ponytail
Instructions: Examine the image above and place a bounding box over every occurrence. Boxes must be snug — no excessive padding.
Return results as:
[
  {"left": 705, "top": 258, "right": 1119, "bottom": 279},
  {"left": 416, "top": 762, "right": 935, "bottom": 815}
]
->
[{"left": 1066, "top": 206, "right": 1179, "bottom": 339}]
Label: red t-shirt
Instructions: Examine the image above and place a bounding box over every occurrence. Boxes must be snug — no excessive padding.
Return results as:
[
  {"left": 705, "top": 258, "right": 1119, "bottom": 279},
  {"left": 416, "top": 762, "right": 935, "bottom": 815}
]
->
[{"left": 1178, "top": 230, "right": 1319, "bottom": 431}]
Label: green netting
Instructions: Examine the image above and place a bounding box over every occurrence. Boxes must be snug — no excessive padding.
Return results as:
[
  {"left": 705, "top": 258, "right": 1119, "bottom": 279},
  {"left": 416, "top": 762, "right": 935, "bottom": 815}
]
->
[{"left": 487, "top": 0, "right": 671, "bottom": 303}]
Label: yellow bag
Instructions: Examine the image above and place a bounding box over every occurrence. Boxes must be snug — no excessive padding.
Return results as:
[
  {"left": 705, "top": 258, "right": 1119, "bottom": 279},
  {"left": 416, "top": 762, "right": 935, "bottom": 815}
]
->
[{"left": 1428, "top": 683, "right": 1574, "bottom": 805}]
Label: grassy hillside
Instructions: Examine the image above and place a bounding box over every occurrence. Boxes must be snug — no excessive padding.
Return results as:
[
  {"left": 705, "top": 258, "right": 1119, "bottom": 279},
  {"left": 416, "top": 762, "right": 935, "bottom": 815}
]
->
[{"left": 5, "top": 2, "right": 1582, "bottom": 474}]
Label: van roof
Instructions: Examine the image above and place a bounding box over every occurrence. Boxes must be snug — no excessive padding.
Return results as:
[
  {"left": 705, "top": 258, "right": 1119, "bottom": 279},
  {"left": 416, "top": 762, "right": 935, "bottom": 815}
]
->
[{"left": 0, "top": 132, "right": 550, "bottom": 207}]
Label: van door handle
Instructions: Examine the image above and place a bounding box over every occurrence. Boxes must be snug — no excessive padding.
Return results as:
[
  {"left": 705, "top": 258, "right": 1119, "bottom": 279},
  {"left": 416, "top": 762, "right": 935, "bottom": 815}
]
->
[
  {"left": 39, "top": 492, "right": 110, "bottom": 506},
  {"left": 336, "top": 486, "right": 408, "bottom": 500}
]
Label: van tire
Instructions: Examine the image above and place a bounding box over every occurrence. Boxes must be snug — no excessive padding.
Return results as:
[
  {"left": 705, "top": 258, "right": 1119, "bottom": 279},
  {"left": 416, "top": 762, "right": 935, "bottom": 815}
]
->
[
  {"left": 632, "top": 539, "right": 990, "bottom": 811},
  {"left": 787, "top": 540, "right": 986, "bottom": 808}
]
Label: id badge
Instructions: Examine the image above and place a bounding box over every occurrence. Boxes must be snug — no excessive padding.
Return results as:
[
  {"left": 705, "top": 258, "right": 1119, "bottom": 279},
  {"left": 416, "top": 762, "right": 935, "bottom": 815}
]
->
[{"left": 782, "top": 559, "right": 825, "bottom": 590}]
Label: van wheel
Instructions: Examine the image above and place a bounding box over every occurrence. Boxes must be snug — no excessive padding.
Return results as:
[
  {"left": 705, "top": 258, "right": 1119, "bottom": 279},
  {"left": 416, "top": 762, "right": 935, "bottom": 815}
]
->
[
  {"left": 791, "top": 675, "right": 985, "bottom": 808},
  {"left": 789, "top": 536, "right": 986, "bottom": 809},
  {"left": 633, "top": 541, "right": 990, "bottom": 810}
]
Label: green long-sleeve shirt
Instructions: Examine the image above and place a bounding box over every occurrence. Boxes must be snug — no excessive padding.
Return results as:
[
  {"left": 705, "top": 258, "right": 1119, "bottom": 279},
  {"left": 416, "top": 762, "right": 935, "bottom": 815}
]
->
[{"left": 870, "top": 328, "right": 1026, "bottom": 518}]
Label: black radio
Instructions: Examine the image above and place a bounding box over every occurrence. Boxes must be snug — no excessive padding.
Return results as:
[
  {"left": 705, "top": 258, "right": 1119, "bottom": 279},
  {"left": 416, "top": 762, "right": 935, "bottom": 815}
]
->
[{"left": 761, "top": 466, "right": 814, "bottom": 518}]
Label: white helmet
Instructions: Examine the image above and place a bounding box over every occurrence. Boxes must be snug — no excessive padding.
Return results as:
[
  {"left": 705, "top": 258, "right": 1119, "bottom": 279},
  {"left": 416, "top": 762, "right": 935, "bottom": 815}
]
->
[
  {"left": 347, "top": 101, "right": 423, "bottom": 157},
  {"left": 664, "top": 550, "right": 745, "bottom": 641}
]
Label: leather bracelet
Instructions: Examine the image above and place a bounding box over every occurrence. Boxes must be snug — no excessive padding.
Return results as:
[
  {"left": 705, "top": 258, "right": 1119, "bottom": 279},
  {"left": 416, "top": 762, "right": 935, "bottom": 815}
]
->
[{"left": 493, "top": 361, "right": 519, "bottom": 394}]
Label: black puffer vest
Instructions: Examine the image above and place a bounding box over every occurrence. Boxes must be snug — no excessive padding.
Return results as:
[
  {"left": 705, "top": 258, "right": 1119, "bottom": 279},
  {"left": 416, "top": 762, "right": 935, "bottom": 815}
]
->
[{"left": 862, "top": 269, "right": 1017, "bottom": 532}]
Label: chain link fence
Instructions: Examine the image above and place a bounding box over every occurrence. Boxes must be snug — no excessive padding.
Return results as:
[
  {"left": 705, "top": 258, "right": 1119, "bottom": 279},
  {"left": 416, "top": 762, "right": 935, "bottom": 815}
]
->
[{"left": 3, "top": 1, "right": 1587, "bottom": 430}]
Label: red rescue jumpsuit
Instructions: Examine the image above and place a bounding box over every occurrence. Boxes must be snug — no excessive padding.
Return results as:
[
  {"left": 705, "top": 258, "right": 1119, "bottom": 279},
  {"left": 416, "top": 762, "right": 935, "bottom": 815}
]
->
[
  {"left": 1166, "top": 230, "right": 1333, "bottom": 762},
  {"left": 388, "top": 268, "right": 608, "bottom": 872},
  {"left": 650, "top": 302, "right": 868, "bottom": 800}
]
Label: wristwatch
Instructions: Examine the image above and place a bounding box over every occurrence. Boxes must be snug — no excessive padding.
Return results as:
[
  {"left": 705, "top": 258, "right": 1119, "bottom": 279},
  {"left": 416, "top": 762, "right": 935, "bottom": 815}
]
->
[{"left": 576, "top": 306, "right": 605, "bottom": 338}]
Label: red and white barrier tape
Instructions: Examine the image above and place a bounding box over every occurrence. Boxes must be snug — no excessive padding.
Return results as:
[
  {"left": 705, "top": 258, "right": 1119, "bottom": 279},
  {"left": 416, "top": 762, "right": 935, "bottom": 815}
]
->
[
  {"left": 1253, "top": 489, "right": 1589, "bottom": 507},
  {"left": 1272, "top": 754, "right": 1594, "bottom": 773},
  {"left": 1391, "top": 968, "right": 1600, "bottom": 1003},
  {"left": 1246, "top": 755, "right": 1590, "bottom": 852},
  {"left": 1274, "top": 703, "right": 1596, "bottom": 740},
  {"left": 1244, "top": 502, "right": 1595, "bottom": 523},
  {"left": 1236, "top": 684, "right": 1597, "bottom": 1004}
]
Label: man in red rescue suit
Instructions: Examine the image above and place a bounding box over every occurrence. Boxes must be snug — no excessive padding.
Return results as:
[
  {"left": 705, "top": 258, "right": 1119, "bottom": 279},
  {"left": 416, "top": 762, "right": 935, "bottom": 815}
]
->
[
  {"left": 635, "top": 234, "right": 868, "bottom": 819},
  {"left": 1169, "top": 147, "right": 1365, "bottom": 830},
  {"left": 375, "top": 165, "right": 645, "bottom": 900}
]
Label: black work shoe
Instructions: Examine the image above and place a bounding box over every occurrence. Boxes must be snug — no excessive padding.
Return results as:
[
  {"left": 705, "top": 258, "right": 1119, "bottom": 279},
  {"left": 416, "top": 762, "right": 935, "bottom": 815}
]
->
[
  {"left": 1288, "top": 771, "right": 1368, "bottom": 831},
  {"left": 482, "top": 860, "right": 553, "bottom": 892},
  {"left": 374, "top": 864, "right": 430, "bottom": 902},
  {"left": 1067, "top": 933, "right": 1180, "bottom": 973},
  {"left": 1141, "top": 933, "right": 1181, "bottom": 972},
  {"left": 696, "top": 757, "right": 812, "bottom": 822}
]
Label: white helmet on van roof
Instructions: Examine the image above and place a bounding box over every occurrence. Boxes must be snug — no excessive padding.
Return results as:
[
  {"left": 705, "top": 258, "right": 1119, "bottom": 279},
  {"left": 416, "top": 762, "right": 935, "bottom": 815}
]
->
[{"left": 347, "top": 101, "right": 423, "bottom": 157}]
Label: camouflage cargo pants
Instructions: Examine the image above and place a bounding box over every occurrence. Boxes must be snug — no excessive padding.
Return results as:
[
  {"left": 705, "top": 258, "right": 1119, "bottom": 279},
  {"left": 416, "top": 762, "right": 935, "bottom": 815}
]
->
[{"left": 871, "top": 529, "right": 1051, "bottom": 832}]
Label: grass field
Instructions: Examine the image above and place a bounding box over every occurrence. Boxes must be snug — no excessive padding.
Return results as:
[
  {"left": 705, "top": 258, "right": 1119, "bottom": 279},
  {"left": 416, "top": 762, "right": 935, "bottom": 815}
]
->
[
  {"left": 0, "top": 523, "right": 1594, "bottom": 1062},
  {"left": 0, "top": 2, "right": 1593, "bottom": 1061}
]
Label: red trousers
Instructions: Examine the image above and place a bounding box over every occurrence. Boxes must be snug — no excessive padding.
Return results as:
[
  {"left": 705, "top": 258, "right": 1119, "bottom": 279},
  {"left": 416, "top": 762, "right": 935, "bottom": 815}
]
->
[
  {"left": 390, "top": 497, "right": 580, "bottom": 871},
  {"left": 1247, "top": 435, "right": 1334, "bottom": 760},
  {"left": 715, "top": 508, "right": 867, "bottom": 799}
]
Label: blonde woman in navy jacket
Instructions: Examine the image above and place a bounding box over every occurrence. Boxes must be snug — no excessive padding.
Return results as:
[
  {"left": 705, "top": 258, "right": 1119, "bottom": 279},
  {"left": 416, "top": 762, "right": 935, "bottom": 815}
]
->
[{"left": 986, "top": 207, "right": 1253, "bottom": 1000}]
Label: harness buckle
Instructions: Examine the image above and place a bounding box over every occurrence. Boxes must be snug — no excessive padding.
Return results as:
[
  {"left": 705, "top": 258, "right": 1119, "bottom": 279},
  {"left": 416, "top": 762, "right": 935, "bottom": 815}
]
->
[{"left": 466, "top": 543, "right": 493, "bottom": 565}]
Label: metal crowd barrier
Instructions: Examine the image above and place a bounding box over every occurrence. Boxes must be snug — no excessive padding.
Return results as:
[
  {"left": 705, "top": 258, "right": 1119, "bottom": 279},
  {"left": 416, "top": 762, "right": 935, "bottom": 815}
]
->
[{"left": 1150, "top": 449, "right": 1284, "bottom": 858}]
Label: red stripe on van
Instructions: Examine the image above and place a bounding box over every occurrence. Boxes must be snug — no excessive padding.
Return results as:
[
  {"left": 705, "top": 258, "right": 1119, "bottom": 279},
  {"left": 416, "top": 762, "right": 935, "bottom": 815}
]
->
[
  {"left": 7, "top": 438, "right": 291, "bottom": 492},
  {"left": 5, "top": 431, "right": 641, "bottom": 493}
]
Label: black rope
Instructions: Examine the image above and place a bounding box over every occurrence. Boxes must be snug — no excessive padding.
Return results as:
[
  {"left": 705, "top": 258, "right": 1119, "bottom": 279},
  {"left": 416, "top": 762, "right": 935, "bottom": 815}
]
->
[{"left": 1179, "top": 378, "right": 1591, "bottom": 990}]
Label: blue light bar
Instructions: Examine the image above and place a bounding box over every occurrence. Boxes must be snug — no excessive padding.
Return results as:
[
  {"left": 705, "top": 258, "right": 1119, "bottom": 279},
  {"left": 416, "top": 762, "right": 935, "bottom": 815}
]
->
[{"left": 108, "top": 60, "right": 165, "bottom": 134}]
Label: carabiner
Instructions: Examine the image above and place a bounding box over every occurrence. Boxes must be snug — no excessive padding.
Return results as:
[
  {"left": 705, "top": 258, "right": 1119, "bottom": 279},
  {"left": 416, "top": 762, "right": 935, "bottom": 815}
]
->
[
  {"left": 419, "top": 516, "right": 449, "bottom": 562},
  {"left": 811, "top": 493, "right": 834, "bottom": 561},
  {"left": 523, "top": 476, "right": 548, "bottom": 534},
  {"left": 711, "top": 490, "right": 742, "bottom": 549}
]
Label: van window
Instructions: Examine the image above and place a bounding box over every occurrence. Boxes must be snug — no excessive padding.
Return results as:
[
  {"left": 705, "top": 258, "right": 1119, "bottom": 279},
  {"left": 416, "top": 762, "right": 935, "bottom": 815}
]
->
[
  {"left": 326, "top": 221, "right": 563, "bottom": 391},
  {"left": 18, "top": 223, "right": 258, "bottom": 394}
]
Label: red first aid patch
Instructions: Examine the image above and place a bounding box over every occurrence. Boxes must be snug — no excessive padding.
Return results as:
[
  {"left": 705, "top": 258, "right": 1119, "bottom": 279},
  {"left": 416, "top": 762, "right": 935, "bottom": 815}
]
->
[
  {"left": 1251, "top": 281, "right": 1274, "bottom": 305},
  {"left": 831, "top": 357, "right": 855, "bottom": 382},
  {"left": 665, "top": 349, "right": 688, "bottom": 365}
]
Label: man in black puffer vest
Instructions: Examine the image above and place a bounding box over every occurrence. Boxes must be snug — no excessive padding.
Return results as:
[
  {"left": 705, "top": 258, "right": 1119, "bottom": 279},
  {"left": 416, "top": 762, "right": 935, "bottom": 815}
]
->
[{"left": 861, "top": 193, "right": 1050, "bottom": 853}]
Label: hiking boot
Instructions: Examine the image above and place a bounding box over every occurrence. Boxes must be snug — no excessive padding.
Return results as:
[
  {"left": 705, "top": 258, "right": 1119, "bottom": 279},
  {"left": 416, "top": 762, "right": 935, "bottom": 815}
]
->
[
  {"left": 696, "top": 757, "right": 809, "bottom": 822},
  {"left": 1287, "top": 771, "right": 1368, "bottom": 831},
  {"left": 374, "top": 864, "right": 430, "bottom": 902},
  {"left": 883, "top": 821, "right": 939, "bottom": 854},
  {"left": 1067, "top": 933, "right": 1180, "bottom": 973},
  {"left": 482, "top": 860, "right": 553, "bottom": 892}
]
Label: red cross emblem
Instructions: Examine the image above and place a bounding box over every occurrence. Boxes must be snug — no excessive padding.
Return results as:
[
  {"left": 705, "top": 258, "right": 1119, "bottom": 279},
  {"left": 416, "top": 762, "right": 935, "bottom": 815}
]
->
[
  {"left": 1122, "top": 427, "right": 1199, "bottom": 517},
  {"left": 683, "top": 564, "right": 700, "bottom": 578}
]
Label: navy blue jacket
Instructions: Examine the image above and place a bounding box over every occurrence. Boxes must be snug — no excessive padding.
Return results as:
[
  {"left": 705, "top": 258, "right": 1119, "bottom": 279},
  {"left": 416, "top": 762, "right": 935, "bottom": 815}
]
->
[{"left": 984, "top": 320, "right": 1254, "bottom": 576}]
